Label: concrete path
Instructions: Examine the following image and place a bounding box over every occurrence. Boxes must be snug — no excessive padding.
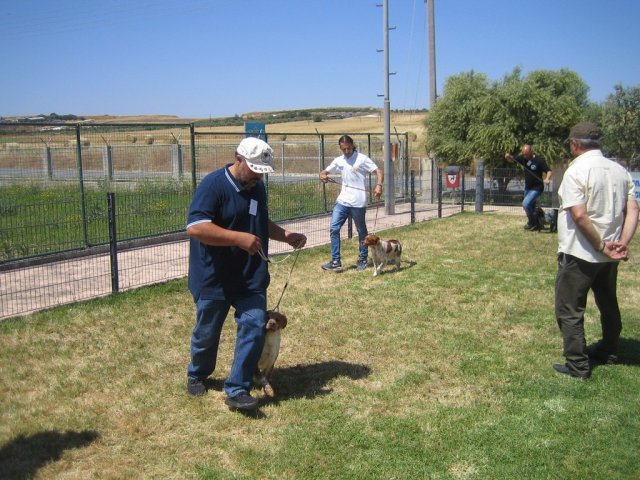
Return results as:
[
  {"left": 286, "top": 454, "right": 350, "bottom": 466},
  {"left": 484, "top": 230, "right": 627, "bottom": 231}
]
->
[{"left": 0, "top": 202, "right": 473, "bottom": 320}]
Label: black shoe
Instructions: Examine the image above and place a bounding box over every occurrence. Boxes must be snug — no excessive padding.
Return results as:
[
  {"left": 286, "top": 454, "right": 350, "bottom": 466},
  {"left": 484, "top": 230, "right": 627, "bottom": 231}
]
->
[
  {"left": 225, "top": 392, "right": 259, "bottom": 411},
  {"left": 356, "top": 259, "right": 368, "bottom": 272},
  {"left": 587, "top": 344, "right": 617, "bottom": 365},
  {"left": 523, "top": 223, "right": 535, "bottom": 230},
  {"left": 321, "top": 260, "right": 343, "bottom": 272},
  {"left": 187, "top": 378, "right": 206, "bottom": 396},
  {"left": 552, "top": 363, "right": 589, "bottom": 380}
]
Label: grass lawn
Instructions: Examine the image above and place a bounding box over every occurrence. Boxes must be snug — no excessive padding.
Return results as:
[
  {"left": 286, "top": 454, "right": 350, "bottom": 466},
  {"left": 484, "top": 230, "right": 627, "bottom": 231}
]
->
[
  {"left": 1, "top": 213, "right": 639, "bottom": 479},
  {"left": 0, "top": 180, "right": 334, "bottom": 261}
]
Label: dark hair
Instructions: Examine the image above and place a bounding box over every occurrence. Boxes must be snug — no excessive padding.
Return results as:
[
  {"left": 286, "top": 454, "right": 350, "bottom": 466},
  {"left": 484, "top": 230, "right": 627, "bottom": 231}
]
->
[{"left": 338, "top": 135, "right": 354, "bottom": 146}]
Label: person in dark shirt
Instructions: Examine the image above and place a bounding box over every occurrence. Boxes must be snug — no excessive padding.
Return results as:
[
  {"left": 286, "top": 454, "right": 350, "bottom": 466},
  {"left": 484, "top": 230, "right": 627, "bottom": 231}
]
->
[
  {"left": 185, "top": 137, "right": 306, "bottom": 411},
  {"left": 505, "top": 144, "right": 552, "bottom": 230}
]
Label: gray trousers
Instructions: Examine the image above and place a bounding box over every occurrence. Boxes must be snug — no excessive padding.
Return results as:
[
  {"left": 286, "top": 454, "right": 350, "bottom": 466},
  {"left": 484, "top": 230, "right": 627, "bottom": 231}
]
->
[{"left": 554, "top": 253, "right": 622, "bottom": 376}]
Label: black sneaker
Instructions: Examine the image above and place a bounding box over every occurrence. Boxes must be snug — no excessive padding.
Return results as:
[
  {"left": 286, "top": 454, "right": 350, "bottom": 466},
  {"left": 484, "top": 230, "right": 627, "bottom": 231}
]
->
[
  {"left": 225, "top": 392, "right": 259, "bottom": 411},
  {"left": 523, "top": 223, "right": 535, "bottom": 230},
  {"left": 187, "top": 378, "right": 206, "bottom": 396},
  {"left": 321, "top": 260, "right": 343, "bottom": 272},
  {"left": 356, "top": 259, "right": 368, "bottom": 271},
  {"left": 552, "top": 363, "right": 589, "bottom": 380}
]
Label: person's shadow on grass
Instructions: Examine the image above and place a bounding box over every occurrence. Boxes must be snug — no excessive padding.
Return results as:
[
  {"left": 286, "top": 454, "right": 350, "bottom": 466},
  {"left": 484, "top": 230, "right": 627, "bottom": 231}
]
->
[
  {"left": 259, "top": 360, "right": 372, "bottom": 407},
  {"left": 0, "top": 429, "right": 100, "bottom": 480},
  {"left": 587, "top": 337, "right": 640, "bottom": 371},
  {"left": 616, "top": 337, "right": 640, "bottom": 366}
]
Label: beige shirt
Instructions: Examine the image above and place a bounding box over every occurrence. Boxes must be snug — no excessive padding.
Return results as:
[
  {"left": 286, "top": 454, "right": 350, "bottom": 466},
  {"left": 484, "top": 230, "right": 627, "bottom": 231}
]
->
[{"left": 558, "top": 149, "right": 636, "bottom": 262}]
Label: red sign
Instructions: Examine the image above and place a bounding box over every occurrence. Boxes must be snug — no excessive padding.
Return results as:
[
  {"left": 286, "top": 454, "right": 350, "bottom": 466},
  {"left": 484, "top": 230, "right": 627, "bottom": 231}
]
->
[{"left": 445, "top": 172, "right": 460, "bottom": 189}]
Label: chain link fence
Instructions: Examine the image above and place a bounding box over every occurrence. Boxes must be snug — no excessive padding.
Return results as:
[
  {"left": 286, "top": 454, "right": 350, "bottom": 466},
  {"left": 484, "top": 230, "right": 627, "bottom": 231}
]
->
[{"left": 1, "top": 122, "right": 537, "bottom": 320}]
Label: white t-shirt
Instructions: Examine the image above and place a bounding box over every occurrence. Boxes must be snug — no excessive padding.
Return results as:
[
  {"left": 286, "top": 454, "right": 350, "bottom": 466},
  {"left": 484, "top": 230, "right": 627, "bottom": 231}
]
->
[
  {"left": 325, "top": 150, "right": 379, "bottom": 208},
  {"left": 558, "top": 149, "right": 636, "bottom": 262}
]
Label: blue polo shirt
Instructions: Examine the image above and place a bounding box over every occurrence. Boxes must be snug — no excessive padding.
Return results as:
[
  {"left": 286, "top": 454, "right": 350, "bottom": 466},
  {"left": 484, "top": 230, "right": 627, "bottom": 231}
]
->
[{"left": 186, "top": 165, "right": 270, "bottom": 301}]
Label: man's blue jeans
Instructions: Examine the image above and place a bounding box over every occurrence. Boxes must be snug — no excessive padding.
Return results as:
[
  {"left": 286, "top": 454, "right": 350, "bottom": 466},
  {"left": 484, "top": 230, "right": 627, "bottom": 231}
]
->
[
  {"left": 187, "top": 292, "right": 267, "bottom": 397},
  {"left": 522, "top": 189, "right": 542, "bottom": 225},
  {"left": 330, "top": 202, "right": 368, "bottom": 262}
]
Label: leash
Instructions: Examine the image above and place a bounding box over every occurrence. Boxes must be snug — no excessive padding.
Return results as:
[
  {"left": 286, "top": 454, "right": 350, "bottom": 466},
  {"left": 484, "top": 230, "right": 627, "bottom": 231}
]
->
[
  {"left": 508, "top": 154, "right": 548, "bottom": 184},
  {"left": 326, "top": 177, "right": 369, "bottom": 192},
  {"left": 257, "top": 247, "right": 297, "bottom": 265},
  {"left": 371, "top": 203, "right": 380, "bottom": 234},
  {"left": 271, "top": 247, "right": 302, "bottom": 313}
]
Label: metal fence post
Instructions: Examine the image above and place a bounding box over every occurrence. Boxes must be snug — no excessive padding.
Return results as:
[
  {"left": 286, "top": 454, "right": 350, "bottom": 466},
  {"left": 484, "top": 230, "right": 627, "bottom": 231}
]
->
[
  {"left": 320, "top": 134, "right": 328, "bottom": 212},
  {"left": 475, "top": 159, "right": 484, "bottom": 212},
  {"left": 410, "top": 169, "right": 416, "bottom": 224},
  {"left": 190, "top": 123, "right": 197, "bottom": 192},
  {"left": 437, "top": 167, "right": 442, "bottom": 218},
  {"left": 431, "top": 156, "right": 437, "bottom": 204},
  {"left": 107, "top": 192, "right": 119, "bottom": 293},
  {"left": 461, "top": 166, "right": 465, "bottom": 213},
  {"left": 76, "top": 125, "right": 89, "bottom": 247},
  {"left": 280, "top": 142, "right": 285, "bottom": 184}
]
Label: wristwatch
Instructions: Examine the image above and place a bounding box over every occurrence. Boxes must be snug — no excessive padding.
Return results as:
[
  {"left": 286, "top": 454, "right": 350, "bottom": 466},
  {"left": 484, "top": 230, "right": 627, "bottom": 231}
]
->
[{"left": 598, "top": 240, "right": 606, "bottom": 252}]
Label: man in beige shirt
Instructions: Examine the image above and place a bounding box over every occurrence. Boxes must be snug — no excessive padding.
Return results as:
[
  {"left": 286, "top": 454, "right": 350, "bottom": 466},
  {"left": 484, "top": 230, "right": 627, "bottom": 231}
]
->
[{"left": 553, "top": 122, "right": 638, "bottom": 380}]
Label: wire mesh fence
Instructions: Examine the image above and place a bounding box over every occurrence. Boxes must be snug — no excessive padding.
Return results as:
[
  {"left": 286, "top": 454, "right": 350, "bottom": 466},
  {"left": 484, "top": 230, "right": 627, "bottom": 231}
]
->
[{"left": 0, "top": 122, "right": 537, "bottom": 320}]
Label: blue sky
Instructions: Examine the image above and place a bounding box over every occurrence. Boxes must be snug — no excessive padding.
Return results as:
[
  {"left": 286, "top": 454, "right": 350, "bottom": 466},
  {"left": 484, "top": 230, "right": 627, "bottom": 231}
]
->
[{"left": 1, "top": 0, "right": 638, "bottom": 118}]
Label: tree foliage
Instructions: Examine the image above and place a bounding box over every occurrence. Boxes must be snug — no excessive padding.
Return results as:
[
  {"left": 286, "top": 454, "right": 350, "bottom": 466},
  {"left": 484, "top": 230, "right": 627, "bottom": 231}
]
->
[
  {"left": 600, "top": 84, "right": 640, "bottom": 165},
  {"left": 425, "top": 68, "right": 588, "bottom": 167}
]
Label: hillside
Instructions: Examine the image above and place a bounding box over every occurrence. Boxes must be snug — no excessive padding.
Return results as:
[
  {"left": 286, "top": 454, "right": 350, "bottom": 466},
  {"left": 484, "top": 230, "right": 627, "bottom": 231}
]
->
[
  {"left": 200, "top": 111, "right": 427, "bottom": 145},
  {"left": 2, "top": 109, "right": 428, "bottom": 146}
]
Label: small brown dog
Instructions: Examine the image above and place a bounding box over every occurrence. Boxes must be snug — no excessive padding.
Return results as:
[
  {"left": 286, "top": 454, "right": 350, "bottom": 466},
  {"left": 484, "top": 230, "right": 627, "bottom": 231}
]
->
[
  {"left": 363, "top": 234, "right": 402, "bottom": 276},
  {"left": 255, "top": 310, "right": 287, "bottom": 397}
]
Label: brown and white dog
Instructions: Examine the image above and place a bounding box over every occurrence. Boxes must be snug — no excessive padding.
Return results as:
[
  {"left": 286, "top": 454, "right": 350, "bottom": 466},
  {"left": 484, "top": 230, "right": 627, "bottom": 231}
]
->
[
  {"left": 363, "top": 234, "right": 402, "bottom": 276},
  {"left": 255, "top": 310, "right": 287, "bottom": 397}
]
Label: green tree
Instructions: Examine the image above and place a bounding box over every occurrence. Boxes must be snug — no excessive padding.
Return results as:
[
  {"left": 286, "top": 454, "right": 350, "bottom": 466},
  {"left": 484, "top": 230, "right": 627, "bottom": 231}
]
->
[
  {"left": 600, "top": 84, "right": 640, "bottom": 166},
  {"left": 424, "top": 70, "right": 491, "bottom": 165},
  {"left": 425, "top": 67, "right": 588, "bottom": 168}
]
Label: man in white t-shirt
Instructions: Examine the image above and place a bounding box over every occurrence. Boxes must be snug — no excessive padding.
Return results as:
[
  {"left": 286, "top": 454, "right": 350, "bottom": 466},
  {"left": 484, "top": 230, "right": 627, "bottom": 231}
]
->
[
  {"left": 553, "top": 122, "right": 638, "bottom": 380},
  {"left": 319, "top": 135, "right": 383, "bottom": 272}
]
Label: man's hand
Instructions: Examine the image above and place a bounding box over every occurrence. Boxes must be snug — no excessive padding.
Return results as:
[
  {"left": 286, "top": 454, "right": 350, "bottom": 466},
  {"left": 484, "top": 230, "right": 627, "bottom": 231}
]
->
[
  {"left": 285, "top": 231, "right": 307, "bottom": 249},
  {"left": 319, "top": 171, "right": 329, "bottom": 183},
  {"left": 604, "top": 241, "right": 630, "bottom": 261},
  {"left": 236, "top": 232, "right": 262, "bottom": 255}
]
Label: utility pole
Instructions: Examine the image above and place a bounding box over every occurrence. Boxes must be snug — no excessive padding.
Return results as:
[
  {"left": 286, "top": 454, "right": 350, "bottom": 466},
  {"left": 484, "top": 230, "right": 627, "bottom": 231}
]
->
[
  {"left": 381, "top": 0, "right": 395, "bottom": 214},
  {"left": 426, "top": 0, "right": 437, "bottom": 108}
]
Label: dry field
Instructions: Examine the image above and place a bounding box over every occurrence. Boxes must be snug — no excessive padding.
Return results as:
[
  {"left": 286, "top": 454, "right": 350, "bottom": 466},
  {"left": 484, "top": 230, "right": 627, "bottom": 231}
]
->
[
  {"left": 200, "top": 112, "right": 426, "bottom": 138},
  {"left": 1, "top": 111, "right": 427, "bottom": 150},
  {"left": 87, "top": 112, "right": 428, "bottom": 145}
]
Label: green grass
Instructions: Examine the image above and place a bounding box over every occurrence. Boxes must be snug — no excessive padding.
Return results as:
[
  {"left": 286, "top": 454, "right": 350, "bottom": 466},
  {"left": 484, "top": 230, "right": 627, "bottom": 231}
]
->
[
  {"left": 0, "top": 180, "right": 335, "bottom": 261},
  {"left": 1, "top": 213, "right": 638, "bottom": 479}
]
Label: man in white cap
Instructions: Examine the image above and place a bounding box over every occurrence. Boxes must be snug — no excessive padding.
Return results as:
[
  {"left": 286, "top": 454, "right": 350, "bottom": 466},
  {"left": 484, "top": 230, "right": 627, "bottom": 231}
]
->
[
  {"left": 553, "top": 122, "right": 638, "bottom": 380},
  {"left": 185, "top": 137, "right": 306, "bottom": 411}
]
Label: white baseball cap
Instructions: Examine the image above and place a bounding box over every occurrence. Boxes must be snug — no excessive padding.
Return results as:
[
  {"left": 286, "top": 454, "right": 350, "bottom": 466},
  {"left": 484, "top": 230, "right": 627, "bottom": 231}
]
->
[{"left": 237, "top": 137, "right": 274, "bottom": 174}]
